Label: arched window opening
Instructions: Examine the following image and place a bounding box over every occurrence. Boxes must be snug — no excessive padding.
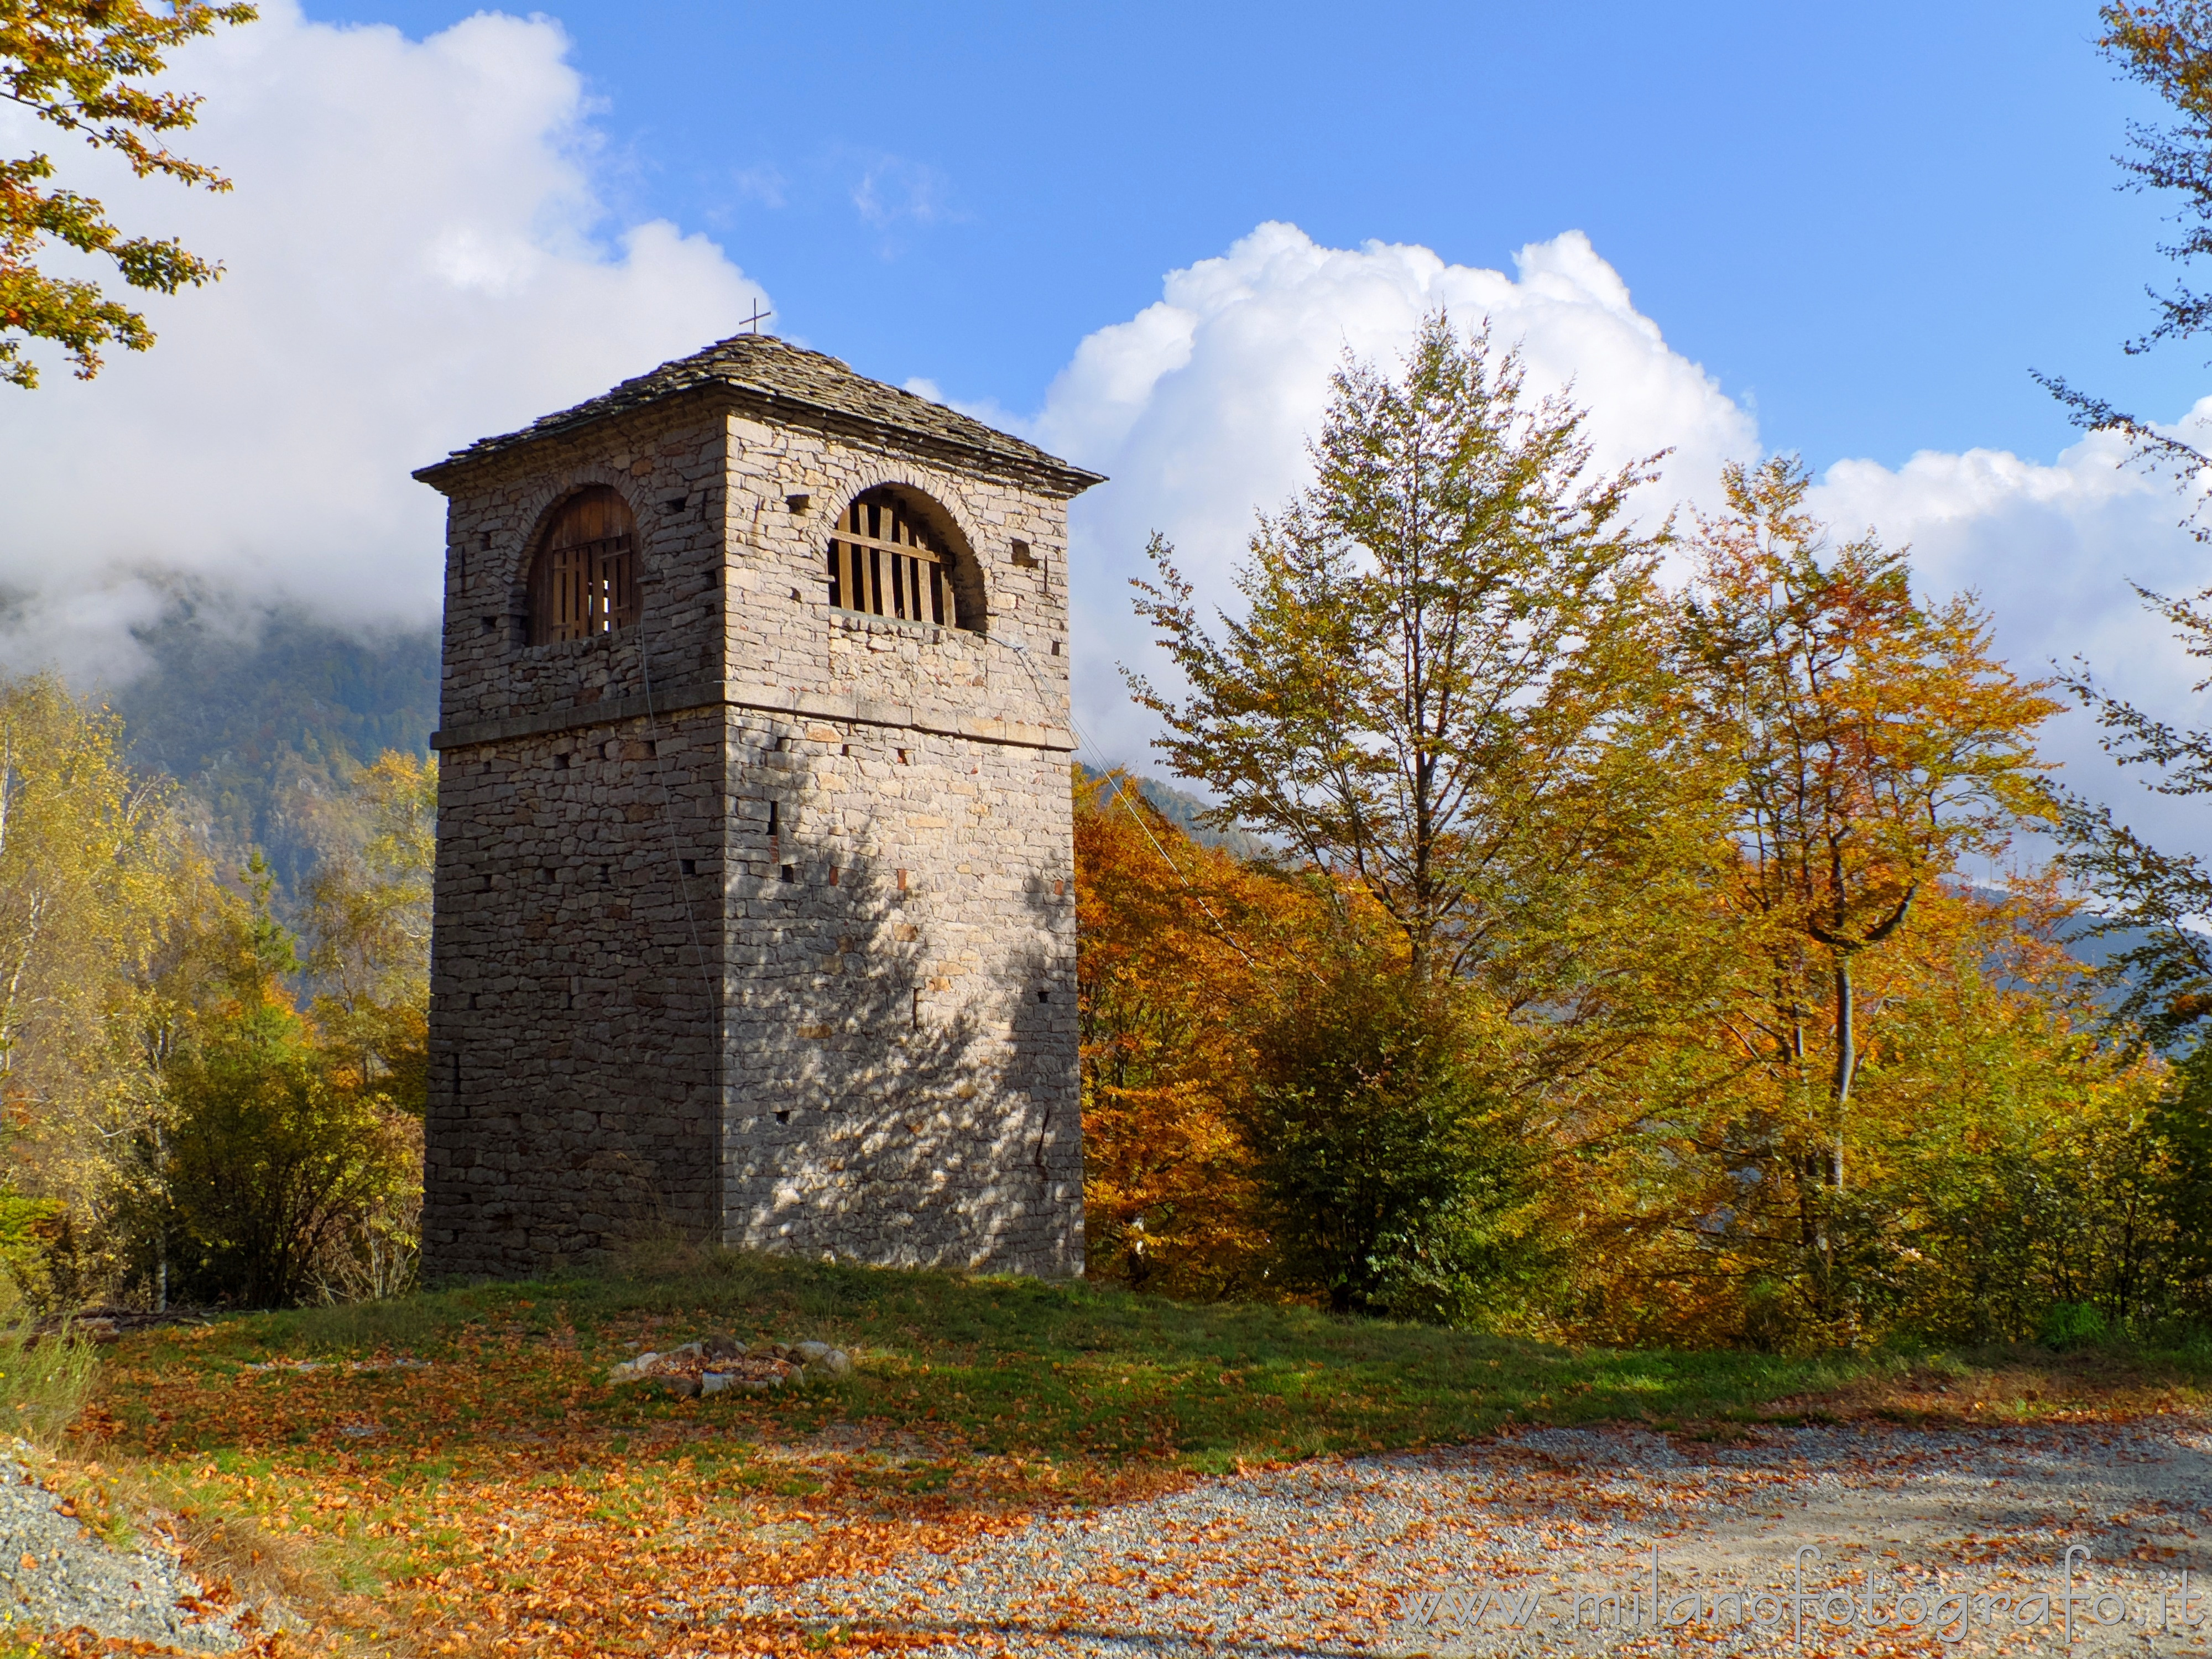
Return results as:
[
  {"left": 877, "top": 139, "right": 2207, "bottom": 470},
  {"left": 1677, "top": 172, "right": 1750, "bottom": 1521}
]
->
[
  {"left": 528, "top": 486, "right": 637, "bottom": 645},
  {"left": 827, "top": 488, "right": 958, "bottom": 627}
]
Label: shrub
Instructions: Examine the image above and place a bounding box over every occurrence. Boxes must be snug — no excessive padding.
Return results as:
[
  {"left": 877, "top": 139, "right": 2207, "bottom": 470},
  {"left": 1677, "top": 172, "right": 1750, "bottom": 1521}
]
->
[
  {"left": 2037, "top": 1300, "right": 2111, "bottom": 1350},
  {"left": 164, "top": 1031, "right": 418, "bottom": 1308},
  {"left": 1239, "top": 966, "right": 1539, "bottom": 1320},
  {"left": 2154, "top": 1043, "right": 2212, "bottom": 1320}
]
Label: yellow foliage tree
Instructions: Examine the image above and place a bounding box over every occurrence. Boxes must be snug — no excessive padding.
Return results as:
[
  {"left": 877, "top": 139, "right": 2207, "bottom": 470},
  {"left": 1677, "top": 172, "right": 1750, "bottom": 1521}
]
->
[
  {"left": 0, "top": 674, "right": 197, "bottom": 1298},
  {"left": 1673, "top": 458, "right": 2062, "bottom": 1335},
  {"left": 297, "top": 750, "right": 434, "bottom": 1115}
]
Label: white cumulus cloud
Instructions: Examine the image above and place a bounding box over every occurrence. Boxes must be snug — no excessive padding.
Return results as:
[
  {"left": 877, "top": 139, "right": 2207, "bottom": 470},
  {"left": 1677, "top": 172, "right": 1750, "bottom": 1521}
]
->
[
  {"left": 1030, "top": 222, "right": 1759, "bottom": 764},
  {"left": 1811, "top": 417, "right": 2212, "bottom": 862},
  {"left": 0, "top": 0, "right": 766, "bottom": 682},
  {"left": 1029, "top": 221, "right": 2212, "bottom": 863}
]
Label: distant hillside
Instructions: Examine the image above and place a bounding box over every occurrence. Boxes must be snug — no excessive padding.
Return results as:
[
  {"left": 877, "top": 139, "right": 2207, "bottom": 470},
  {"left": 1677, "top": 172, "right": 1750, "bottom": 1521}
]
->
[
  {"left": 98, "top": 604, "right": 439, "bottom": 894},
  {"left": 2059, "top": 920, "right": 2174, "bottom": 975},
  {"left": 1078, "top": 764, "right": 1268, "bottom": 859}
]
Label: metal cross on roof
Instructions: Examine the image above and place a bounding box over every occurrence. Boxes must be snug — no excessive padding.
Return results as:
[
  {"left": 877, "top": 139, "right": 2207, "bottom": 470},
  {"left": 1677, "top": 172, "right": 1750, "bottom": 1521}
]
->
[{"left": 742, "top": 301, "right": 773, "bottom": 335}]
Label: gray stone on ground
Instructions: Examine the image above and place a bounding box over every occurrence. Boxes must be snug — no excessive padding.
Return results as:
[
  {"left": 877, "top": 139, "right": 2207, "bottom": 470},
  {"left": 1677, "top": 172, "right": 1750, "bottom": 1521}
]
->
[
  {"left": 0, "top": 1456, "right": 251, "bottom": 1651},
  {"left": 606, "top": 1341, "right": 851, "bottom": 1389},
  {"left": 702, "top": 1418, "right": 2212, "bottom": 1656}
]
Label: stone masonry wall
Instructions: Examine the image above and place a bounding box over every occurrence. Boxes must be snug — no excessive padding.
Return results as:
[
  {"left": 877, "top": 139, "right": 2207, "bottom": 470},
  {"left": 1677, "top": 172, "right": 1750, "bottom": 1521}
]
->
[
  {"left": 712, "top": 409, "right": 1081, "bottom": 1275},
  {"left": 425, "top": 403, "right": 732, "bottom": 1279},
  {"left": 426, "top": 706, "right": 727, "bottom": 1275},
  {"left": 437, "top": 402, "right": 728, "bottom": 732},
  {"left": 718, "top": 712, "right": 1079, "bottom": 1277}
]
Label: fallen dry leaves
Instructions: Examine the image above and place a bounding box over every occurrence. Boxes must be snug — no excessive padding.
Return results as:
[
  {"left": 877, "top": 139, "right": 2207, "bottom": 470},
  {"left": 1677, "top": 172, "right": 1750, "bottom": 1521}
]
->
[
  {"left": 30, "top": 1285, "right": 2212, "bottom": 1658},
  {"left": 71, "top": 1319, "right": 1196, "bottom": 1657}
]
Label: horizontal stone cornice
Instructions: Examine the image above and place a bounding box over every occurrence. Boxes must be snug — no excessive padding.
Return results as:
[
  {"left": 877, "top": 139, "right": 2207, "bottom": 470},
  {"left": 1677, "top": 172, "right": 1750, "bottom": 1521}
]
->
[{"left": 431, "top": 678, "right": 1073, "bottom": 754}]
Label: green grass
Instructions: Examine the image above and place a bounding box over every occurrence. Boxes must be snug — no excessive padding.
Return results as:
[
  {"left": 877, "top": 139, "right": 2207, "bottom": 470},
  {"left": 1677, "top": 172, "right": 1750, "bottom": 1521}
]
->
[
  {"left": 62, "top": 1250, "right": 2212, "bottom": 1653},
  {"left": 108, "top": 1245, "right": 1916, "bottom": 1471},
  {"left": 0, "top": 1298, "right": 97, "bottom": 1449}
]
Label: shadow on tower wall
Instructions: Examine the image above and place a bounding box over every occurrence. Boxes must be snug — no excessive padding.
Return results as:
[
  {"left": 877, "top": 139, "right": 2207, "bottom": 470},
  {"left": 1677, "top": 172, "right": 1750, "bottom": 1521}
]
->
[{"left": 718, "top": 825, "right": 1082, "bottom": 1279}]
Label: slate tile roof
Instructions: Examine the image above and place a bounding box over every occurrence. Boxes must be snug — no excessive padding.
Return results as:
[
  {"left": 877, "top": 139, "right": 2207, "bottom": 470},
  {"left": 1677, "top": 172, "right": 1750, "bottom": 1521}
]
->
[{"left": 415, "top": 333, "right": 1104, "bottom": 491}]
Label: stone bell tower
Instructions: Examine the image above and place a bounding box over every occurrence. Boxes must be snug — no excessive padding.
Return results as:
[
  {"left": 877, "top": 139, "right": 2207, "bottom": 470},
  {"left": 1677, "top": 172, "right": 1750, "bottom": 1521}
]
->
[{"left": 413, "top": 335, "right": 1103, "bottom": 1280}]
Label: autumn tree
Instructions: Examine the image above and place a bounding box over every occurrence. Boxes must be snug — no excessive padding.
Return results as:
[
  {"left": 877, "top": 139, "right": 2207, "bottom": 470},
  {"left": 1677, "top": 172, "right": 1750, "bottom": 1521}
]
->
[
  {"left": 2037, "top": 3, "right": 2212, "bottom": 520},
  {"left": 1, "top": 0, "right": 256, "bottom": 388},
  {"left": 1076, "top": 769, "right": 1303, "bottom": 1297},
  {"left": 0, "top": 674, "right": 204, "bottom": 1300},
  {"left": 1557, "top": 874, "right": 2173, "bottom": 1350},
  {"left": 0, "top": 675, "right": 184, "bottom": 1085},
  {"left": 297, "top": 750, "right": 434, "bottom": 1115},
  {"left": 0, "top": 735, "right": 434, "bottom": 1309},
  {"left": 1121, "top": 317, "right": 1718, "bottom": 1321},
  {"left": 159, "top": 858, "right": 416, "bottom": 1306},
  {"left": 1679, "top": 458, "right": 2059, "bottom": 1319},
  {"left": 1130, "top": 313, "right": 1673, "bottom": 986},
  {"left": 1076, "top": 766, "right": 1546, "bottom": 1317}
]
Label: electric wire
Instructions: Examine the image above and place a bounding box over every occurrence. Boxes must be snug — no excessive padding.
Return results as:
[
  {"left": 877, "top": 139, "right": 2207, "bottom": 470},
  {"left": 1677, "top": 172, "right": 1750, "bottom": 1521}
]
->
[
  {"left": 999, "top": 631, "right": 1288, "bottom": 977},
  {"left": 633, "top": 526, "right": 716, "bottom": 1003}
]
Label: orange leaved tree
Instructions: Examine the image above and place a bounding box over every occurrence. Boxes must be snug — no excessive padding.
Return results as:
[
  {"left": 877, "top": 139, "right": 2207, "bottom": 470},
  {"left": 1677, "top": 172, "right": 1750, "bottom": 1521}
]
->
[
  {"left": 1680, "top": 457, "right": 2060, "bottom": 1323},
  {"left": 1074, "top": 769, "right": 1332, "bottom": 1296},
  {"left": 1, "top": 0, "right": 258, "bottom": 387}
]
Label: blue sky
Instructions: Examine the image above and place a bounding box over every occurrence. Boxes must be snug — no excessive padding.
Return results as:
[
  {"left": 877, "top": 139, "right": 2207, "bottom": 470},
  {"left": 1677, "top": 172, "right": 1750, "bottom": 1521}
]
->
[
  {"left": 7, "top": 0, "right": 2212, "bottom": 854},
  {"left": 290, "top": 0, "right": 2181, "bottom": 473}
]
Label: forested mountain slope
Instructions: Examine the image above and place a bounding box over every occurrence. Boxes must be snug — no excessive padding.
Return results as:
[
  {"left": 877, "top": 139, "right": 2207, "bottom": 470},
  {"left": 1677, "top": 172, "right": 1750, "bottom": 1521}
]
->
[{"left": 98, "top": 605, "right": 439, "bottom": 893}]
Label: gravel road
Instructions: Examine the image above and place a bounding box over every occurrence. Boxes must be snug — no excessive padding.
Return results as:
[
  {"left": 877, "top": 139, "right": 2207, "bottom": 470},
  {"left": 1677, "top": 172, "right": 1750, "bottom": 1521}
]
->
[
  {"left": 707, "top": 1418, "right": 2212, "bottom": 1657},
  {"left": 0, "top": 1455, "right": 248, "bottom": 1652}
]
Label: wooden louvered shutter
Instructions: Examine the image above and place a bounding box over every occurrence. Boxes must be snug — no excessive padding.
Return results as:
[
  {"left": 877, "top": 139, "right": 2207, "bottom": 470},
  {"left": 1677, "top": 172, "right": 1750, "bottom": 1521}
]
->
[
  {"left": 529, "top": 487, "right": 638, "bottom": 645},
  {"left": 825, "top": 488, "right": 955, "bottom": 627}
]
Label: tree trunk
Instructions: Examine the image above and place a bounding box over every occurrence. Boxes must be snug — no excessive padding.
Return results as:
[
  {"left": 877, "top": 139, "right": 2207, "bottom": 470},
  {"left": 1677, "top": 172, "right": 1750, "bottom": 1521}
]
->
[{"left": 1830, "top": 952, "right": 1853, "bottom": 1193}]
